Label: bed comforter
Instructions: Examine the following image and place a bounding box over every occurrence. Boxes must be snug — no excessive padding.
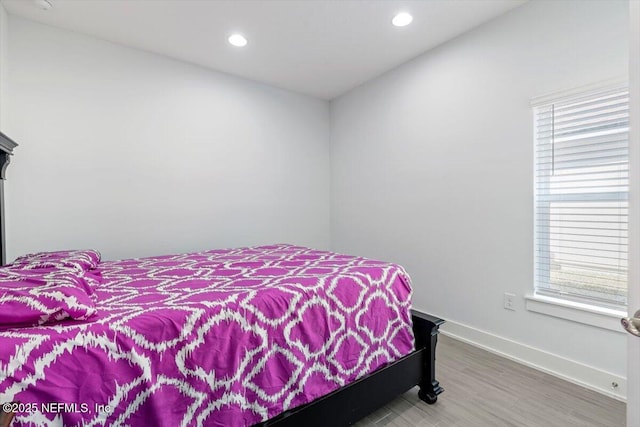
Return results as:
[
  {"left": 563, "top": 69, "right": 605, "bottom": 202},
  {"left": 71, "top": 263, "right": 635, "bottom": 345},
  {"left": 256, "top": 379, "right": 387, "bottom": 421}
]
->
[{"left": 0, "top": 244, "right": 414, "bottom": 426}]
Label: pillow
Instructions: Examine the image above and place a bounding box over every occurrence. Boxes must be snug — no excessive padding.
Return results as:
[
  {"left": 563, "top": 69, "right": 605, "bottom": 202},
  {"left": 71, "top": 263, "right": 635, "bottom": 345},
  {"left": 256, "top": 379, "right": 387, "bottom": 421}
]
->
[
  {"left": 4, "top": 250, "right": 104, "bottom": 296},
  {"left": 11, "top": 249, "right": 101, "bottom": 272},
  {"left": 0, "top": 267, "right": 102, "bottom": 303},
  {"left": 0, "top": 271, "right": 97, "bottom": 329}
]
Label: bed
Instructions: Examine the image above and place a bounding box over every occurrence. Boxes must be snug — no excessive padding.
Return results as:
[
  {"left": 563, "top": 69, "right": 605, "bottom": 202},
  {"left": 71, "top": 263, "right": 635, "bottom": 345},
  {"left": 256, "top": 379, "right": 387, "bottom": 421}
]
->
[{"left": 0, "top": 133, "right": 443, "bottom": 427}]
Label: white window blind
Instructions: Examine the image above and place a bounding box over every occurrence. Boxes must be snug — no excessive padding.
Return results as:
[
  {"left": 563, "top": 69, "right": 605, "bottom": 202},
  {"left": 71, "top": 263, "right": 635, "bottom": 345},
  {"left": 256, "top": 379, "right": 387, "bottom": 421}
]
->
[{"left": 534, "top": 85, "right": 629, "bottom": 307}]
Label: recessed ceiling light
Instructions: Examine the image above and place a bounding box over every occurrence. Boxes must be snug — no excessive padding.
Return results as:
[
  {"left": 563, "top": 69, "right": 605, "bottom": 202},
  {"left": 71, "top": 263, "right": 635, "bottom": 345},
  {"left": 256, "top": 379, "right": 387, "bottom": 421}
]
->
[
  {"left": 228, "top": 34, "right": 248, "bottom": 47},
  {"left": 392, "top": 12, "right": 413, "bottom": 27},
  {"left": 33, "top": 0, "right": 53, "bottom": 11}
]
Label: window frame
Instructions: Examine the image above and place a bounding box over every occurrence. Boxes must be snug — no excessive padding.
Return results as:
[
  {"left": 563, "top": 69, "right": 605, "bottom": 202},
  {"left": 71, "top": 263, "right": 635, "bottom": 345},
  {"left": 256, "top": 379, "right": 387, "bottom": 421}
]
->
[{"left": 532, "top": 78, "right": 629, "bottom": 311}]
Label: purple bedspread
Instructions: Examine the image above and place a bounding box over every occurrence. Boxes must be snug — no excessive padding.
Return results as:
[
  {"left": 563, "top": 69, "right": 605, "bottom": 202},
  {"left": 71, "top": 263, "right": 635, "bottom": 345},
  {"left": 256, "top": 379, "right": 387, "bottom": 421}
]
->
[{"left": 0, "top": 244, "right": 414, "bottom": 426}]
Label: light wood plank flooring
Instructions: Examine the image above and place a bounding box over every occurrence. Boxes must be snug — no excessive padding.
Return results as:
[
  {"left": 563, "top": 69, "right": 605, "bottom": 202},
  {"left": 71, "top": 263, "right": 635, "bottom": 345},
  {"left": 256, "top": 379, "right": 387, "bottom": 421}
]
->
[{"left": 357, "top": 335, "right": 626, "bottom": 427}]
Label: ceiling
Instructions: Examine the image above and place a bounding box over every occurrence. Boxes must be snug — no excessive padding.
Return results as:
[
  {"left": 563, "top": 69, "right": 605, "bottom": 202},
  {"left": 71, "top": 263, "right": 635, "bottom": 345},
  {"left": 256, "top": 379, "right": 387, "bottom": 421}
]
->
[{"left": 1, "top": 0, "right": 526, "bottom": 100}]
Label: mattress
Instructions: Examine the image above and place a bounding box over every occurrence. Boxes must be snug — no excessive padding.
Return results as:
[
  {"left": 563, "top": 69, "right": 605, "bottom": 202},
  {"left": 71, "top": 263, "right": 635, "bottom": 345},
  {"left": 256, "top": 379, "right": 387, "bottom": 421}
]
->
[{"left": 0, "top": 244, "right": 414, "bottom": 426}]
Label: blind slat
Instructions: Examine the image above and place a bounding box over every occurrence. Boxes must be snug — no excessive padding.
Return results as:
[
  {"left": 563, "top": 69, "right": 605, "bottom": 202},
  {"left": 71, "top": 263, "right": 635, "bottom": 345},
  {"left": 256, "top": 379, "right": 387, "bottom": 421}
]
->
[{"left": 536, "top": 238, "right": 628, "bottom": 248}]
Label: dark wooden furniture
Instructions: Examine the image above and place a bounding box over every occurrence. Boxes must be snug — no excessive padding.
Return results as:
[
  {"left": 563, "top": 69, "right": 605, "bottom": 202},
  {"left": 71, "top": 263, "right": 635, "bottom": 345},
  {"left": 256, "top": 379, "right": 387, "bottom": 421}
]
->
[
  {"left": 0, "top": 135, "right": 444, "bottom": 426},
  {"left": 0, "top": 131, "right": 17, "bottom": 266}
]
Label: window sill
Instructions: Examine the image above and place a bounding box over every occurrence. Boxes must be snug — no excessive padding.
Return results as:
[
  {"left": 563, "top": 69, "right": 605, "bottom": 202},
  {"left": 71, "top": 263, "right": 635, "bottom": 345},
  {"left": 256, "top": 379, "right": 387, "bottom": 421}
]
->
[{"left": 525, "top": 294, "right": 627, "bottom": 334}]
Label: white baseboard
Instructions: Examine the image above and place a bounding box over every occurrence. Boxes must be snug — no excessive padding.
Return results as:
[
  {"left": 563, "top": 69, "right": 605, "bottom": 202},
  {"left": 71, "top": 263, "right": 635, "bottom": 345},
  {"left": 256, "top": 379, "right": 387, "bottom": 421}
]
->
[{"left": 430, "top": 316, "right": 627, "bottom": 402}]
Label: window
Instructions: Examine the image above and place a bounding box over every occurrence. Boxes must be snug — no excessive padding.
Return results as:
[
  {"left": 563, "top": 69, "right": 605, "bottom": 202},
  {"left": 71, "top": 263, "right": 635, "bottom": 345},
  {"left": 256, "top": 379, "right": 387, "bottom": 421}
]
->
[{"left": 534, "top": 84, "right": 629, "bottom": 308}]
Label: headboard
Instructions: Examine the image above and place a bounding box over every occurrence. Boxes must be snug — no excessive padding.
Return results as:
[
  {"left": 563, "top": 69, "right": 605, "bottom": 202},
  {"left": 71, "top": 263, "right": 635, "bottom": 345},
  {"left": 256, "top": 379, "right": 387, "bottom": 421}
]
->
[{"left": 0, "top": 131, "right": 18, "bottom": 265}]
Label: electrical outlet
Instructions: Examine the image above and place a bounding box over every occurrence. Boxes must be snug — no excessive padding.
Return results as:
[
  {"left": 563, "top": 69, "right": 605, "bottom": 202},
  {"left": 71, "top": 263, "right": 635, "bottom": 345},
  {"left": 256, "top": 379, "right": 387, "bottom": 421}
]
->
[{"left": 504, "top": 293, "right": 516, "bottom": 311}]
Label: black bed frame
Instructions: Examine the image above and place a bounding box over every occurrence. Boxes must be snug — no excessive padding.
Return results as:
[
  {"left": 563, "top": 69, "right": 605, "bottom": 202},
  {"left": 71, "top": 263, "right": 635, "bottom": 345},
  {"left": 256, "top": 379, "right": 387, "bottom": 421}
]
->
[{"left": 0, "top": 132, "right": 444, "bottom": 427}]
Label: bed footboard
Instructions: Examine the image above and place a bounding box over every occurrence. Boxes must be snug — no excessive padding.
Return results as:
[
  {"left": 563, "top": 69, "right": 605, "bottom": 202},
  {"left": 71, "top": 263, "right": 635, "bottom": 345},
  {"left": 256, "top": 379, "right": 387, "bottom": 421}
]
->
[{"left": 411, "top": 309, "right": 445, "bottom": 404}]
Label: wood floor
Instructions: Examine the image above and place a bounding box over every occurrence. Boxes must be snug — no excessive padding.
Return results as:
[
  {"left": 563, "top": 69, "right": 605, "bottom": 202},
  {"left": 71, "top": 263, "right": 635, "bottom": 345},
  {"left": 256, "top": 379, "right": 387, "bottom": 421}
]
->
[{"left": 356, "top": 335, "right": 626, "bottom": 427}]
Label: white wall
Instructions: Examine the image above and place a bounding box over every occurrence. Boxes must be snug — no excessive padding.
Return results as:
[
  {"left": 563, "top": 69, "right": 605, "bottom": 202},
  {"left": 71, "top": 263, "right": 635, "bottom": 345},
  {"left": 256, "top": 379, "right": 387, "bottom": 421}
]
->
[
  {"left": 0, "top": 2, "right": 7, "bottom": 127},
  {"left": 331, "top": 0, "right": 629, "bottom": 396},
  {"left": 5, "top": 17, "right": 330, "bottom": 261}
]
